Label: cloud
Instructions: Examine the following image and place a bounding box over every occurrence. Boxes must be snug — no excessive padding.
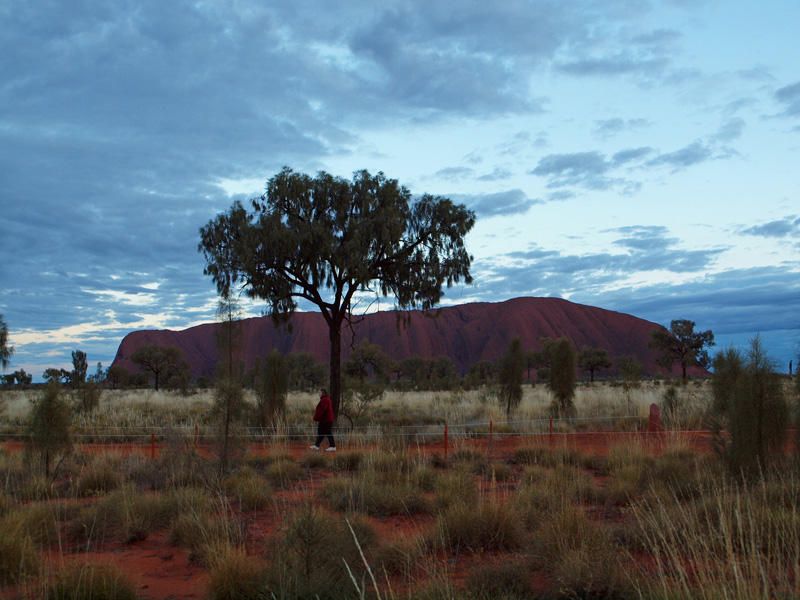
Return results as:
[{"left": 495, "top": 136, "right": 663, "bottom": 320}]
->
[
  {"left": 775, "top": 81, "right": 800, "bottom": 116},
  {"left": 593, "top": 118, "right": 649, "bottom": 138},
  {"left": 477, "top": 167, "right": 513, "bottom": 181},
  {"left": 529, "top": 147, "right": 652, "bottom": 190},
  {"left": 711, "top": 118, "right": 745, "bottom": 142},
  {"left": 556, "top": 55, "right": 669, "bottom": 77},
  {"left": 741, "top": 216, "right": 800, "bottom": 238},
  {"left": 453, "top": 189, "right": 540, "bottom": 218},
  {"left": 647, "top": 140, "right": 713, "bottom": 169},
  {"left": 432, "top": 166, "right": 475, "bottom": 181}
]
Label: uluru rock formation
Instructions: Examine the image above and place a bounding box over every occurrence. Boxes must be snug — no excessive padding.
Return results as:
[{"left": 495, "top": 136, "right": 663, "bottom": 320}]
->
[{"left": 111, "top": 297, "right": 701, "bottom": 380}]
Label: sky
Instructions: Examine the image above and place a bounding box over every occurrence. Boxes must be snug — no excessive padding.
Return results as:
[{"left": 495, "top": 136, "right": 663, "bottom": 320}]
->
[{"left": 1, "top": 0, "right": 798, "bottom": 379}]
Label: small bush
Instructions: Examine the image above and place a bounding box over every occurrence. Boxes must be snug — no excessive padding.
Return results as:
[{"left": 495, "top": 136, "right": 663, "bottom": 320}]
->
[
  {"left": 265, "top": 458, "right": 304, "bottom": 488},
  {"left": 44, "top": 563, "right": 139, "bottom": 600},
  {"left": 226, "top": 468, "right": 273, "bottom": 510},
  {"left": 433, "top": 467, "right": 477, "bottom": 511},
  {"left": 331, "top": 450, "right": 364, "bottom": 472},
  {"left": 465, "top": 558, "right": 534, "bottom": 599},
  {"left": 207, "top": 544, "right": 268, "bottom": 600},
  {"left": 300, "top": 452, "right": 327, "bottom": 469},
  {"left": 0, "top": 531, "right": 39, "bottom": 585},
  {"left": 76, "top": 459, "right": 122, "bottom": 496},
  {"left": 430, "top": 501, "right": 524, "bottom": 554}
]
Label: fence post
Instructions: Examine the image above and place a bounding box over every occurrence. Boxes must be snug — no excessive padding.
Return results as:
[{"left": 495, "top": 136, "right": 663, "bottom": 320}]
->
[
  {"left": 151, "top": 432, "right": 155, "bottom": 460},
  {"left": 487, "top": 419, "right": 493, "bottom": 461}
]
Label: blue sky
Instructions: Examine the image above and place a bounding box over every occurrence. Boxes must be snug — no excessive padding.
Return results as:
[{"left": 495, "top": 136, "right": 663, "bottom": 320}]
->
[{"left": 1, "top": 0, "right": 798, "bottom": 378}]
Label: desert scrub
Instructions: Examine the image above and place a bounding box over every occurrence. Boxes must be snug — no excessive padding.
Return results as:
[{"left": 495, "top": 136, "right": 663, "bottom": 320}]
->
[
  {"left": 319, "top": 472, "right": 430, "bottom": 517},
  {"left": 0, "top": 514, "right": 41, "bottom": 584},
  {"left": 513, "top": 443, "right": 588, "bottom": 468},
  {"left": 433, "top": 466, "right": 478, "bottom": 511},
  {"left": 464, "top": 558, "right": 534, "bottom": 600},
  {"left": 75, "top": 455, "right": 123, "bottom": 497},
  {"left": 224, "top": 467, "right": 273, "bottom": 510},
  {"left": 331, "top": 450, "right": 364, "bottom": 472},
  {"left": 630, "top": 468, "right": 800, "bottom": 599},
  {"left": 514, "top": 463, "right": 602, "bottom": 527},
  {"left": 265, "top": 457, "right": 304, "bottom": 488},
  {"left": 206, "top": 543, "right": 268, "bottom": 600},
  {"left": 167, "top": 496, "right": 245, "bottom": 564},
  {"left": 529, "top": 505, "right": 628, "bottom": 598},
  {"left": 43, "top": 563, "right": 140, "bottom": 600},
  {"left": 2, "top": 502, "right": 61, "bottom": 549},
  {"left": 265, "top": 504, "right": 377, "bottom": 599},
  {"left": 429, "top": 499, "right": 524, "bottom": 554}
]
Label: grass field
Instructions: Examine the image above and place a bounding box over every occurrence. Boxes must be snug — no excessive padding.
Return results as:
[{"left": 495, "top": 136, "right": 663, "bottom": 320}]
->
[{"left": 2, "top": 380, "right": 798, "bottom": 600}]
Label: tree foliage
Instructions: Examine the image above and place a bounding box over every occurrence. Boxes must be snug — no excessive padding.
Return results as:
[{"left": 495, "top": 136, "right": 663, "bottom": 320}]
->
[
  {"left": 27, "top": 383, "right": 72, "bottom": 477},
  {"left": 711, "top": 337, "right": 789, "bottom": 474},
  {"left": 251, "top": 349, "right": 288, "bottom": 428},
  {"left": 649, "top": 319, "right": 714, "bottom": 380},
  {"left": 71, "top": 350, "right": 88, "bottom": 388},
  {"left": 0, "top": 314, "right": 13, "bottom": 370},
  {"left": 544, "top": 338, "right": 577, "bottom": 417},
  {"left": 498, "top": 338, "right": 525, "bottom": 416},
  {"left": 577, "top": 346, "right": 612, "bottom": 382},
  {"left": 131, "top": 344, "right": 189, "bottom": 391},
  {"left": 198, "top": 167, "right": 475, "bottom": 417},
  {"left": 342, "top": 340, "right": 392, "bottom": 423}
]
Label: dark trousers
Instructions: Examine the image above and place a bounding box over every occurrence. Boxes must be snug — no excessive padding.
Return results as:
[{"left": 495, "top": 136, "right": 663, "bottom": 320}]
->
[{"left": 315, "top": 421, "right": 335, "bottom": 447}]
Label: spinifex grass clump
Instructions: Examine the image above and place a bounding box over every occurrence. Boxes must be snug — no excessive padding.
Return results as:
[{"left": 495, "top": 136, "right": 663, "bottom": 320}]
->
[
  {"left": 630, "top": 466, "right": 800, "bottom": 599},
  {"left": 43, "top": 563, "right": 140, "bottom": 600},
  {"left": 428, "top": 498, "right": 524, "bottom": 554},
  {"left": 224, "top": 467, "right": 273, "bottom": 510}
]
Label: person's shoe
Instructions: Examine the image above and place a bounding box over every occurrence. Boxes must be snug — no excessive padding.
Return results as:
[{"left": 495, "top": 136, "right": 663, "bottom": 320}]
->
[
  {"left": 325, "top": 447, "right": 336, "bottom": 452},
  {"left": 309, "top": 445, "right": 320, "bottom": 451}
]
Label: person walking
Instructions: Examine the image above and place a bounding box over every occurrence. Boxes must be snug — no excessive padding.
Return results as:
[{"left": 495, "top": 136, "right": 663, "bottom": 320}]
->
[{"left": 310, "top": 388, "right": 336, "bottom": 451}]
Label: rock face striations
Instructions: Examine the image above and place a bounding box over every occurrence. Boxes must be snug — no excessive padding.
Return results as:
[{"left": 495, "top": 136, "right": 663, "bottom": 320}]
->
[{"left": 111, "top": 297, "right": 698, "bottom": 380}]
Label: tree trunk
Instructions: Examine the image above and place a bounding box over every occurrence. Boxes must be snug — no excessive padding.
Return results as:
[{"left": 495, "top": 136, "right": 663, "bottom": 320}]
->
[{"left": 329, "top": 317, "right": 343, "bottom": 419}]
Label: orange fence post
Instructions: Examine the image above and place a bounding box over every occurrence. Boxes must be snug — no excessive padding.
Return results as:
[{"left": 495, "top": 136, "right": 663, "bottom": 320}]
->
[
  {"left": 444, "top": 423, "right": 448, "bottom": 460},
  {"left": 487, "top": 419, "right": 493, "bottom": 461},
  {"left": 151, "top": 432, "right": 155, "bottom": 460}
]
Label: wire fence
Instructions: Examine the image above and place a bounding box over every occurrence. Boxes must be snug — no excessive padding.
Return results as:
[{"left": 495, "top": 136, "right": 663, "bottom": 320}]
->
[{"left": 0, "top": 413, "right": 671, "bottom": 445}]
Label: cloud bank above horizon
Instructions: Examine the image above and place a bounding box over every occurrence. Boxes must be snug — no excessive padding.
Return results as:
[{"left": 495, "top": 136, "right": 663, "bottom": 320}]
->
[{"left": 1, "top": 0, "right": 798, "bottom": 377}]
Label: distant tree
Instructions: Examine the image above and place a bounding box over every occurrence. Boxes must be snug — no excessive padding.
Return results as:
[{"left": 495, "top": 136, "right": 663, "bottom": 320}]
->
[
  {"left": 617, "top": 355, "right": 642, "bottom": 412},
  {"left": 430, "top": 356, "right": 460, "bottom": 390},
  {"left": 71, "top": 350, "right": 88, "bottom": 388},
  {"left": 649, "top": 319, "right": 714, "bottom": 381},
  {"left": 711, "top": 336, "right": 789, "bottom": 474},
  {"left": 525, "top": 349, "right": 541, "bottom": 382},
  {"left": 131, "top": 344, "right": 186, "bottom": 391},
  {"left": 106, "top": 364, "right": 131, "bottom": 389},
  {"left": 42, "top": 368, "right": 71, "bottom": 385},
  {"left": 27, "top": 383, "right": 72, "bottom": 478},
  {"left": 498, "top": 338, "right": 525, "bottom": 416},
  {"left": 0, "top": 314, "right": 13, "bottom": 370},
  {"left": 577, "top": 346, "right": 612, "bottom": 382},
  {"left": 88, "top": 362, "right": 106, "bottom": 383},
  {"left": 342, "top": 340, "right": 391, "bottom": 423},
  {"left": 547, "top": 338, "right": 577, "bottom": 417},
  {"left": 465, "top": 360, "right": 497, "bottom": 389},
  {"left": 198, "top": 167, "right": 475, "bottom": 418},
  {"left": 251, "top": 349, "right": 288, "bottom": 428},
  {"left": 285, "top": 352, "right": 327, "bottom": 391},
  {"left": 212, "top": 296, "right": 246, "bottom": 474},
  {"left": 398, "top": 355, "right": 430, "bottom": 390}
]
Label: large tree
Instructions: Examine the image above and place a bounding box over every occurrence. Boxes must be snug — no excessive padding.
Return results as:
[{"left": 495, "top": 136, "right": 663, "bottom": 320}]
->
[
  {"left": 0, "top": 314, "right": 13, "bottom": 370},
  {"left": 131, "top": 343, "right": 187, "bottom": 391},
  {"left": 649, "top": 319, "right": 715, "bottom": 381},
  {"left": 199, "top": 167, "right": 475, "bottom": 417},
  {"left": 577, "top": 346, "right": 612, "bottom": 382}
]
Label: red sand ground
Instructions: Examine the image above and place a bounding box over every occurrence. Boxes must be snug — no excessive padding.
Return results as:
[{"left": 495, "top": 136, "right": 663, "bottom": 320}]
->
[{"left": 2, "top": 431, "right": 716, "bottom": 600}]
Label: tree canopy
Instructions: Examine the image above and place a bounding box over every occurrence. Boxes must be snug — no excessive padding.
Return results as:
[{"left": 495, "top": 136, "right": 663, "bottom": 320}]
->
[
  {"left": 199, "top": 167, "right": 475, "bottom": 416},
  {"left": 649, "top": 319, "right": 715, "bottom": 380},
  {"left": 577, "top": 346, "right": 612, "bottom": 382},
  {"left": 0, "top": 314, "right": 13, "bottom": 370}
]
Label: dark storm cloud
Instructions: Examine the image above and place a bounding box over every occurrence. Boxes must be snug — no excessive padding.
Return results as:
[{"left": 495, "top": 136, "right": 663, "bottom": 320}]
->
[
  {"left": 741, "top": 216, "right": 800, "bottom": 238},
  {"left": 775, "top": 81, "right": 800, "bottom": 116},
  {"left": 453, "top": 189, "right": 540, "bottom": 218}
]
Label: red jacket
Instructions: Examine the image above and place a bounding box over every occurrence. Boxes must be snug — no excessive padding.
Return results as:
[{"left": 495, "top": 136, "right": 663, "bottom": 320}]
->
[{"left": 313, "top": 394, "right": 334, "bottom": 422}]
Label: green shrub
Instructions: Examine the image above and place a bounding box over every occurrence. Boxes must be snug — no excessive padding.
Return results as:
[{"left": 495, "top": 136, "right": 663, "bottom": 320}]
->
[
  {"left": 300, "top": 452, "right": 327, "bottom": 469},
  {"left": 207, "top": 544, "right": 268, "bottom": 600},
  {"left": 266, "top": 458, "right": 304, "bottom": 488},
  {"left": 0, "top": 530, "right": 39, "bottom": 585},
  {"left": 226, "top": 468, "right": 273, "bottom": 510},
  {"left": 319, "top": 474, "right": 429, "bottom": 517},
  {"left": 76, "top": 459, "right": 122, "bottom": 496},
  {"left": 44, "top": 563, "right": 139, "bottom": 600},
  {"left": 430, "top": 501, "right": 523, "bottom": 554},
  {"left": 433, "top": 467, "right": 477, "bottom": 511},
  {"left": 465, "top": 558, "right": 533, "bottom": 599},
  {"left": 331, "top": 450, "right": 363, "bottom": 472}
]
